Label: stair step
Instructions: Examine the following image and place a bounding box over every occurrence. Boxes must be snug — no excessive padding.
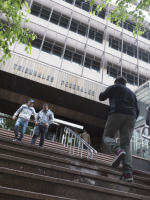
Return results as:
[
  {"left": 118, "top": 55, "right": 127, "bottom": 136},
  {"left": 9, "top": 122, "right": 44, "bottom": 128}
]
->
[
  {"left": 0, "top": 138, "right": 149, "bottom": 184},
  {"left": 0, "top": 129, "right": 114, "bottom": 161},
  {"left": 0, "top": 167, "right": 149, "bottom": 200},
  {"left": 0, "top": 153, "right": 150, "bottom": 197},
  {"left": 0, "top": 186, "right": 75, "bottom": 200}
]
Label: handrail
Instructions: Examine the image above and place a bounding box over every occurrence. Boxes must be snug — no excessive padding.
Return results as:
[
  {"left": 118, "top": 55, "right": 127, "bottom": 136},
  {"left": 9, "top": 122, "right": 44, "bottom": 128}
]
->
[
  {"left": 63, "top": 127, "right": 97, "bottom": 160},
  {"left": 141, "top": 124, "right": 150, "bottom": 146}
]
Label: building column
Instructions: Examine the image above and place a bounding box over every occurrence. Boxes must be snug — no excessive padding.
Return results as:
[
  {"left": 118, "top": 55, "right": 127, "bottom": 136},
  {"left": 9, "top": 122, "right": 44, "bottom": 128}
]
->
[
  {"left": 37, "top": 0, "right": 56, "bottom": 60},
  {"left": 120, "top": 20, "right": 124, "bottom": 76},
  {"left": 81, "top": 13, "right": 92, "bottom": 77},
  {"left": 101, "top": 5, "right": 109, "bottom": 83},
  {"left": 137, "top": 34, "right": 139, "bottom": 87},
  {"left": 60, "top": 0, "right": 76, "bottom": 69}
]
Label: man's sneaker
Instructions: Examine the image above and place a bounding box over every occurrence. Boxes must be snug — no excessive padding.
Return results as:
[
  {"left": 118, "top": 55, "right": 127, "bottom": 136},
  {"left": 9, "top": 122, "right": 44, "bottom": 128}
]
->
[
  {"left": 120, "top": 173, "right": 134, "bottom": 182},
  {"left": 17, "top": 138, "right": 21, "bottom": 142},
  {"left": 13, "top": 136, "right": 18, "bottom": 141},
  {"left": 112, "top": 149, "right": 126, "bottom": 168}
]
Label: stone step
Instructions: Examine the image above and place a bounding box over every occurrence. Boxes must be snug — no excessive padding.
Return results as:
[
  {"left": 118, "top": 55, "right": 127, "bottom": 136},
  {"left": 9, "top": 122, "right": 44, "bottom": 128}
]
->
[
  {"left": 0, "top": 137, "right": 116, "bottom": 171},
  {"left": 0, "top": 128, "right": 114, "bottom": 162},
  {"left": 0, "top": 137, "right": 149, "bottom": 180},
  {"left": 0, "top": 167, "right": 149, "bottom": 200},
  {"left": 0, "top": 153, "right": 150, "bottom": 197},
  {"left": 0, "top": 143, "right": 150, "bottom": 187},
  {"left": 0, "top": 186, "right": 75, "bottom": 200}
]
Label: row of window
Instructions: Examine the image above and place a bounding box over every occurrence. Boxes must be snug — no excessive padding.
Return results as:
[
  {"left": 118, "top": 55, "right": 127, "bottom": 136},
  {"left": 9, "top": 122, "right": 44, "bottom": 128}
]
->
[
  {"left": 31, "top": 37, "right": 101, "bottom": 72},
  {"left": 31, "top": 3, "right": 103, "bottom": 43},
  {"left": 63, "top": 0, "right": 105, "bottom": 19},
  {"left": 109, "top": 38, "right": 150, "bottom": 64},
  {"left": 107, "top": 65, "right": 146, "bottom": 86},
  {"left": 113, "top": 20, "right": 150, "bottom": 41}
]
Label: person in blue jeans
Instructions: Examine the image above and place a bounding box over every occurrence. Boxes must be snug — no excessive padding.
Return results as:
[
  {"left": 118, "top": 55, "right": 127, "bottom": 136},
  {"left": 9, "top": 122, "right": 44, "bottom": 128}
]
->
[
  {"left": 12, "top": 99, "right": 37, "bottom": 142},
  {"left": 31, "top": 103, "right": 54, "bottom": 147}
]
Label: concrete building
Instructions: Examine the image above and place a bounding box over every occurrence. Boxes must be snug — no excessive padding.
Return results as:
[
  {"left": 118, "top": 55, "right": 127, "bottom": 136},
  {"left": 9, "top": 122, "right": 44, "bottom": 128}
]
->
[{"left": 0, "top": 0, "right": 150, "bottom": 159}]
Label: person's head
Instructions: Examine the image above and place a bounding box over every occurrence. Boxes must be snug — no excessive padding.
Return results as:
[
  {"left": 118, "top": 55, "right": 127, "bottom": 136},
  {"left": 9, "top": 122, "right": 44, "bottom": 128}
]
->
[
  {"left": 114, "top": 76, "right": 127, "bottom": 86},
  {"left": 43, "top": 103, "right": 48, "bottom": 111},
  {"left": 28, "top": 99, "right": 34, "bottom": 107},
  {"left": 84, "top": 130, "right": 87, "bottom": 133}
]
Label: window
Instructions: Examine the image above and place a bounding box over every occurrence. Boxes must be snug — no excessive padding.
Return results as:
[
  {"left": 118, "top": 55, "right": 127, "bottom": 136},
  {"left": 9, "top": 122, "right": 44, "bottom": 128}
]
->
[
  {"left": 89, "top": 29, "right": 95, "bottom": 40},
  {"left": 42, "top": 41, "right": 53, "bottom": 54},
  {"left": 92, "top": 60, "right": 100, "bottom": 72},
  {"left": 60, "top": 16, "right": 69, "bottom": 29},
  {"left": 127, "top": 74, "right": 134, "bottom": 85},
  {"left": 127, "top": 46, "right": 134, "bottom": 57},
  {"left": 109, "top": 37, "right": 150, "bottom": 63},
  {"left": 52, "top": 45, "right": 62, "bottom": 57},
  {"left": 31, "top": 37, "right": 42, "bottom": 49},
  {"left": 40, "top": 8, "right": 51, "bottom": 21},
  {"left": 111, "top": 39, "right": 120, "bottom": 50},
  {"left": 95, "top": 32, "right": 103, "bottom": 43},
  {"left": 82, "top": 2, "right": 90, "bottom": 12},
  {"left": 140, "top": 52, "right": 149, "bottom": 63},
  {"left": 64, "top": 49, "right": 72, "bottom": 61},
  {"left": 70, "top": 21, "right": 78, "bottom": 32},
  {"left": 107, "top": 65, "right": 146, "bottom": 86},
  {"left": 92, "top": 5, "right": 105, "bottom": 19},
  {"left": 110, "top": 67, "right": 117, "bottom": 78},
  {"left": 78, "top": 24, "right": 87, "bottom": 36},
  {"left": 75, "top": 0, "right": 82, "bottom": 7},
  {"left": 73, "top": 53, "right": 82, "bottom": 65},
  {"left": 64, "top": 0, "right": 74, "bottom": 4},
  {"left": 84, "top": 57, "right": 91, "bottom": 69},
  {"left": 31, "top": 4, "right": 41, "bottom": 17},
  {"left": 50, "top": 13, "right": 59, "bottom": 25}
]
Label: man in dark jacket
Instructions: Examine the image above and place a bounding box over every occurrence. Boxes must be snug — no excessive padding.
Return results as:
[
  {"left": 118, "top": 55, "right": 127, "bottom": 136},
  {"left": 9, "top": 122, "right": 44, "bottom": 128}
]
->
[
  {"left": 99, "top": 76, "right": 139, "bottom": 182},
  {"left": 31, "top": 103, "right": 54, "bottom": 147}
]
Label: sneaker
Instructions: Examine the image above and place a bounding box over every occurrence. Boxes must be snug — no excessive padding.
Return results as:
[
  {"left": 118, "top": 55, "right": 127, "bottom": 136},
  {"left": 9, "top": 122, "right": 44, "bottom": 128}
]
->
[
  {"left": 120, "top": 173, "right": 134, "bottom": 182},
  {"left": 17, "top": 138, "right": 21, "bottom": 142},
  {"left": 112, "top": 149, "right": 126, "bottom": 168},
  {"left": 13, "top": 136, "right": 18, "bottom": 141}
]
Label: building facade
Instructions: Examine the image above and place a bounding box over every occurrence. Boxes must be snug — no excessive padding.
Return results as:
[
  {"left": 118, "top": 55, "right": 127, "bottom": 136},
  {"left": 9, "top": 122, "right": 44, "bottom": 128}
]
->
[{"left": 0, "top": 0, "right": 150, "bottom": 158}]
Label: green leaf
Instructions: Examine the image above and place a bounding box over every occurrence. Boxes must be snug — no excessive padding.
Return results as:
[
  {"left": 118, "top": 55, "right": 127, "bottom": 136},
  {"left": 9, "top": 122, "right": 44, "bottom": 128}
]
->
[{"left": 27, "top": 9, "right": 31, "bottom": 14}]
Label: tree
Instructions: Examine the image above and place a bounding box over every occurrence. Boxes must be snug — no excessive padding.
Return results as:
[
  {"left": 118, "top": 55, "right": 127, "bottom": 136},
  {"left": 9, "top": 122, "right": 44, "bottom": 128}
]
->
[
  {"left": 87, "top": 0, "right": 150, "bottom": 37},
  {"left": 0, "top": 113, "right": 34, "bottom": 135},
  {"left": 0, "top": 0, "right": 36, "bottom": 65}
]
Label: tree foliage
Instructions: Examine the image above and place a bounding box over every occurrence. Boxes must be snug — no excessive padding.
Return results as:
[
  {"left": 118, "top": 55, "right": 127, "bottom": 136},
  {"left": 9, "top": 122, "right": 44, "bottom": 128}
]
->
[
  {"left": 0, "top": 113, "right": 34, "bottom": 135},
  {"left": 86, "top": 0, "right": 150, "bottom": 37},
  {"left": 0, "top": 0, "right": 36, "bottom": 65}
]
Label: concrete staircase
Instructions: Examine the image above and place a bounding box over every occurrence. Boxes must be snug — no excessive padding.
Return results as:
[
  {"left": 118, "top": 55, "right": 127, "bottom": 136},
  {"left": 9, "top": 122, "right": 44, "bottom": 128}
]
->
[{"left": 0, "top": 128, "right": 150, "bottom": 200}]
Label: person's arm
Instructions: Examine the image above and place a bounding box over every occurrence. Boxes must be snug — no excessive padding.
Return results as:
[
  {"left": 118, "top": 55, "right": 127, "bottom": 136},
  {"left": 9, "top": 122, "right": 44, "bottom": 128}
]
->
[
  {"left": 135, "top": 98, "right": 139, "bottom": 119},
  {"left": 99, "top": 85, "right": 113, "bottom": 101},
  {"left": 35, "top": 112, "right": 39, "bottom": 122},
  {"left": 48, "top": 112, "right": 54, "bottom": 125},
  {"left": 13, "top": 105, "right": 23, "bottom": 120}
]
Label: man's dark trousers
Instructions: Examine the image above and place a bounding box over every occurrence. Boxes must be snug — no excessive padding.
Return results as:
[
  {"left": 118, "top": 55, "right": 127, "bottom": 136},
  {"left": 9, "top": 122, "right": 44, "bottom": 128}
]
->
[
  {"left": 103, "top": 113, "right": 136, "bottom": 174},
  {"left": 31, "top": 125, "right": 48, "bottom": 147}
]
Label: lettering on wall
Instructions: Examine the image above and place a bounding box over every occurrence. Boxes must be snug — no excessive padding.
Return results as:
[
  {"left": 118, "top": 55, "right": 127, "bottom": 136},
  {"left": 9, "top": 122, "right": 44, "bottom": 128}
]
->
[{"left": 13, "top": 64, "right": 95, "bottom": 96}]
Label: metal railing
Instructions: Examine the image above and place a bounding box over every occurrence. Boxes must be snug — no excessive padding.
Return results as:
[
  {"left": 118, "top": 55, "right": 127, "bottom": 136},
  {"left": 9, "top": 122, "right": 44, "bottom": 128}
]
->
[
  {"left": 141, "top": 124, "right": 150, "bottom": 146},
  {"left": 63, "top": 127, "right": 97, "bottom": 160}
]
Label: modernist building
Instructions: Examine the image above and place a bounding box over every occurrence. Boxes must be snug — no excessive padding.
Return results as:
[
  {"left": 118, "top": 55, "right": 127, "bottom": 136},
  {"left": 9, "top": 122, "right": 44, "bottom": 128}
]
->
[{"left": 0, "top": 0, "right": 150, "bottom": 158}]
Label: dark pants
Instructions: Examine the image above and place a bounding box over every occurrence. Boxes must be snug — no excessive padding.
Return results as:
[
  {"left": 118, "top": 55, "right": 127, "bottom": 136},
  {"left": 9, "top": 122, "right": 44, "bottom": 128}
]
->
[
  {"left": 103, "top": 114, "right": 136, "bottom": 174},
  {"left": 31, "top": 125, "right": 48, "bottom": 147}
]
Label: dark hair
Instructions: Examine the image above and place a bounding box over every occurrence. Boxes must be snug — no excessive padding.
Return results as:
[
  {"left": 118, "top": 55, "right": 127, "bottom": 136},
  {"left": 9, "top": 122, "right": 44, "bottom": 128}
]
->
[
  {"left": 114, "top": 76, "right": 127, "bottom": 85},
  {"left": 43, "top": 103, "right": 48, "bottom": 107}
]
